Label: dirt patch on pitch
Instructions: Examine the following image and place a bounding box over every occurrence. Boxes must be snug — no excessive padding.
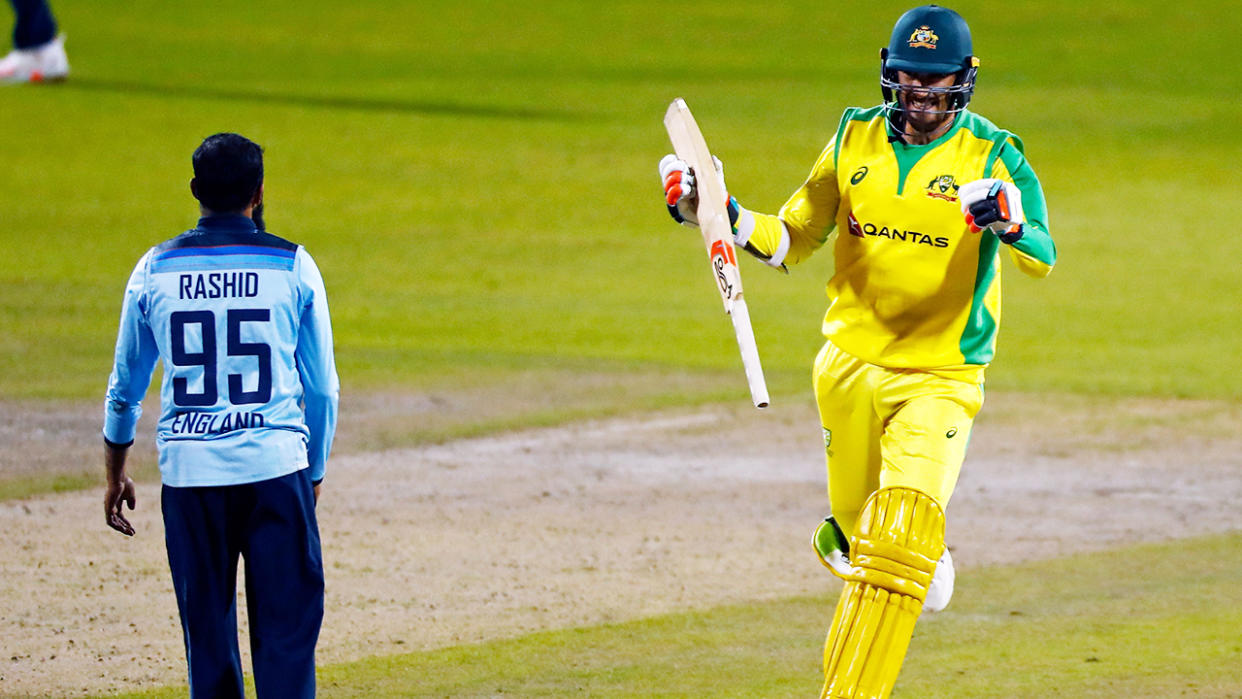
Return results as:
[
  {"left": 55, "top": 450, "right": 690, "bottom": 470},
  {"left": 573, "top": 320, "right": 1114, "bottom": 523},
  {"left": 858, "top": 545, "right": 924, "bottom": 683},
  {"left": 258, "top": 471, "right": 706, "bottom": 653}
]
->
[{"left": 1, "top": 393, "right": 1241, "bottom": 696}]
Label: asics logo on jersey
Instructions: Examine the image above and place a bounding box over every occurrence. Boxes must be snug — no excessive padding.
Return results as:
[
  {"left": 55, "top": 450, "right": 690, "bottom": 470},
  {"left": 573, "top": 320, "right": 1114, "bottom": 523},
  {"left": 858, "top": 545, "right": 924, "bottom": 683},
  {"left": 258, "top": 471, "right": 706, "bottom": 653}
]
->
[
  {"left": 925, "top": 174, "right": 960, "bottom": 202},
  {"left": 850, "top": 166, "right": 869, "bottom": 185},
  {"left": 847, "top": 212, "right": 949, "bottom": 248}
]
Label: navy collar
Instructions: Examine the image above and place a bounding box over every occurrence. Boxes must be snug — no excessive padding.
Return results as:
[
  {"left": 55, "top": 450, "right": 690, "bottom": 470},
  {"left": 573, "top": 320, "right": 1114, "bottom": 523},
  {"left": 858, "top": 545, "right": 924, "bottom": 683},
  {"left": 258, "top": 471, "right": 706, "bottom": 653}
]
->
[{"left": 195, "top": 214, "right": 258, "bottom": 233}]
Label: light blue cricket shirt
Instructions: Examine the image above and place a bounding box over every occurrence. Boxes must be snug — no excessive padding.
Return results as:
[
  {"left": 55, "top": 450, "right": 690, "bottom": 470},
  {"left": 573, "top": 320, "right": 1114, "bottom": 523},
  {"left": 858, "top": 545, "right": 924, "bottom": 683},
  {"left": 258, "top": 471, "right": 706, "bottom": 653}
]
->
[{"left": 103, "top": 215, "right": 339, "bottom": 487}]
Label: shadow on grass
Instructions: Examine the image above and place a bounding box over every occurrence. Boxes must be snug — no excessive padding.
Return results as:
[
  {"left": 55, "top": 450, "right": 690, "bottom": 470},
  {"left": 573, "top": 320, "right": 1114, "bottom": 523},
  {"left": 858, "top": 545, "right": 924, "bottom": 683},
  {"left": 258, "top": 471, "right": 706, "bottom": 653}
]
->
[{"left": 59, "top": 77, "right": 590, "bottom": 122}]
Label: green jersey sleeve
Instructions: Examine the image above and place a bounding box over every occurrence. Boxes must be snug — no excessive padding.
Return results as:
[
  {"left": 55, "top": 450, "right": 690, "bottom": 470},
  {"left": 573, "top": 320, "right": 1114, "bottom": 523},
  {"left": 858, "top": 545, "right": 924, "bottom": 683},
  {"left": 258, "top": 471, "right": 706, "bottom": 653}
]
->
[{"left": 993, "top": 139, "right": 1056, "bottom": 277}]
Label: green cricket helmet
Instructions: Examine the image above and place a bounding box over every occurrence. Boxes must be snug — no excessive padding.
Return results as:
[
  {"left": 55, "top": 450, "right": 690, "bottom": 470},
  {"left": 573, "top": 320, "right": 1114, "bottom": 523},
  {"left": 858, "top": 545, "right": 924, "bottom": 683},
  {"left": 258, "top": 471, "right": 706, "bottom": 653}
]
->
[{"left": 880, "top": 5, "right": 979, "bottom": 129}]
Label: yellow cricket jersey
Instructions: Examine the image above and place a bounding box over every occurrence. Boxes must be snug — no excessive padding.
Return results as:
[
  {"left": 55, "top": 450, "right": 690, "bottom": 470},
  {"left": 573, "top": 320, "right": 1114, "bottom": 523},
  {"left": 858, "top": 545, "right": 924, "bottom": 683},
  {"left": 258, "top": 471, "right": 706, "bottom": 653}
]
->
[{"left": 742, "top": 106, "right": 1056, "bottom": 382}]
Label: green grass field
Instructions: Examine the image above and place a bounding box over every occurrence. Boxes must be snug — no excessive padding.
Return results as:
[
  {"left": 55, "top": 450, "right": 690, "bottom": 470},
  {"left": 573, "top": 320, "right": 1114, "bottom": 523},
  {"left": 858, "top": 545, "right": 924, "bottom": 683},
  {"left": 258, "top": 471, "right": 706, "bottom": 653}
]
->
[
  {"left": 100, "top": 533, "right": 1242, "bottom": 698},
  {"left": 4, "top": 0, "right": 1241, "bottom": 696},
  {"left": 3, "top": 1, "right": 1240, "bottom": 406},
  {"left": 336, "top": 532, "right": 1242, "bottom": 698}
]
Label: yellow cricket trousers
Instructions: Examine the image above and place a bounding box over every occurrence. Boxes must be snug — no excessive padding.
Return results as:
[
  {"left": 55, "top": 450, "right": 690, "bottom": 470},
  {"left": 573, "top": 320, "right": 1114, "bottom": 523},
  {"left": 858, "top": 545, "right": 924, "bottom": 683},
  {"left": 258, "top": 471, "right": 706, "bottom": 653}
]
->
[{"left": 812, "top": 341, "right": 984, "bottom": 540}]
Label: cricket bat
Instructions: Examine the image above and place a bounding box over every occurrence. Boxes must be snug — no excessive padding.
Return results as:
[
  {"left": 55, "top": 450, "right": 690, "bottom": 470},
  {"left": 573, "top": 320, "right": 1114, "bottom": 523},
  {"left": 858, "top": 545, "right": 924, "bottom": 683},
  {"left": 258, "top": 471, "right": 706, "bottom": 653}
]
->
[{"left": 664, "top": 98, "right": 770, "bottom": 409}]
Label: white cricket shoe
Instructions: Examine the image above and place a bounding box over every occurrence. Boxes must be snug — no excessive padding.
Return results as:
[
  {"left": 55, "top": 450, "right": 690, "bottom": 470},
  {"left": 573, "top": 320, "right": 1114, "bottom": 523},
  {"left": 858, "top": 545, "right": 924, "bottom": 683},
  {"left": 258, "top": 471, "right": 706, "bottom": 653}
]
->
[
  {"left": 0, "top": 35, "right": 69, "bottom": 84},
  {"left": 922, "top": 548, "right": 955, "bottom": 614}
]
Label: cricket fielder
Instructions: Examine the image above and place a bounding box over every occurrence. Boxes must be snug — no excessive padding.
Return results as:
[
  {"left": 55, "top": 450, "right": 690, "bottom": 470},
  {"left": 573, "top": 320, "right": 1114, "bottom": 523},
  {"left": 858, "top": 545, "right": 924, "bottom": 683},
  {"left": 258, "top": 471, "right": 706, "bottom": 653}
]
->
[
  {"left": 102, "top": 133, "right": 338, "bottom": 698},
  {"left": 659, "top": 5, "right": 1055, "bottom": 697}
]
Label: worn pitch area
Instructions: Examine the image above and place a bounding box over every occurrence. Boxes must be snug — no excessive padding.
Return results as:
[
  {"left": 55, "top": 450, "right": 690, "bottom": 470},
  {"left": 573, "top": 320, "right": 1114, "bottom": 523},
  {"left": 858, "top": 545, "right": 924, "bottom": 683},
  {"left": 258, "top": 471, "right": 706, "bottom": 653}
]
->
[{"left": 2, "top": 393, "right": 1240, "bottom": 695}]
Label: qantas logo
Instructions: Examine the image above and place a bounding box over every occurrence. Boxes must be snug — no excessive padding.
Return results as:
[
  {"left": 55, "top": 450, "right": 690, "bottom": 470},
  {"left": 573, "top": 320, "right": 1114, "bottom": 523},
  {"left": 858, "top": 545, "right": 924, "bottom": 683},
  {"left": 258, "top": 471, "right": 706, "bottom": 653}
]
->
[{"left": 847, "top": 212, "right": 949, "bottom": 248}]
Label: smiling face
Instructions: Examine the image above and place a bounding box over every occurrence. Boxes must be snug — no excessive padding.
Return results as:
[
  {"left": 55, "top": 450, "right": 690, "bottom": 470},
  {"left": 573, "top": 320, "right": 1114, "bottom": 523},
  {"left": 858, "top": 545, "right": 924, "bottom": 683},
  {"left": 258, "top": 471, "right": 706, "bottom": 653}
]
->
[{"left": 895, "top": 70, "right": 959, "bottom": 142}]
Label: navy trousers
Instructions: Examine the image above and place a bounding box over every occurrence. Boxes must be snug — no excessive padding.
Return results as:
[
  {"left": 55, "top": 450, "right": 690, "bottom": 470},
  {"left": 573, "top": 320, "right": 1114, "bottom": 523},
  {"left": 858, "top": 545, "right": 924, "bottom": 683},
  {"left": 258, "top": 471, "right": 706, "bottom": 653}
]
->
[
  {"left": 162, "top": 469, "right": 323, "bottom": 699},
  {"left": 8, "top": 0, "right": 57, "bottom": 49}
]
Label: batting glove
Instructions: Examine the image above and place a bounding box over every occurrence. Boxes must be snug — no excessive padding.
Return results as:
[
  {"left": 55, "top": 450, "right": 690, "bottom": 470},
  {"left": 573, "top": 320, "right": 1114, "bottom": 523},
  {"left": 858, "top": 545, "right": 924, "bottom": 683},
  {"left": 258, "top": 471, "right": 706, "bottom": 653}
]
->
[
  {"left": 659, "top": 153, "right": 739, "bottom": 229},
  {"left": 959, "top": 178, "right": 1025, "bottom": 244}
]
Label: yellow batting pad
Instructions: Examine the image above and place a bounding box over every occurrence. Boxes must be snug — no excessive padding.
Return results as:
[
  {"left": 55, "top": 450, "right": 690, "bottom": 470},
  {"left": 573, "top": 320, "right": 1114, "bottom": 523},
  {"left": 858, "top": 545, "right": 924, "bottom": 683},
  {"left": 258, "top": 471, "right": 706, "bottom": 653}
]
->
[{"left": 820, "top": 487, "right": 946, "bottom": 699}]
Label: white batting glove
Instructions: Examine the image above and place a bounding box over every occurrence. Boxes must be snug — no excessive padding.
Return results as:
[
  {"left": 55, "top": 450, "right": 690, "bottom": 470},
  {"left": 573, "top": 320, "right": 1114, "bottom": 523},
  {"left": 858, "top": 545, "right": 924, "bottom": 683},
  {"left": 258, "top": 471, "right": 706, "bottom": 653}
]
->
[
  {"left": 959, "top": 178, "right": 1025, "bottom": 243},
  {"left": 659, "top": 153, "right": 727, "bottom": 227}
]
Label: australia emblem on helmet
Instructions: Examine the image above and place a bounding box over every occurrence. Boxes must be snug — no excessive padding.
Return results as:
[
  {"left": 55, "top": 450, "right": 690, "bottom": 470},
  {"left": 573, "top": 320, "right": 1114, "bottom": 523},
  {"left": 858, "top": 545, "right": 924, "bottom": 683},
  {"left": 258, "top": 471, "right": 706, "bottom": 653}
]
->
[
  {"left": 925, "top": 174, "right": 959, "bottom": 202},
  {"left": 908, "top": 25, "right": 939, "bottom": 49}
]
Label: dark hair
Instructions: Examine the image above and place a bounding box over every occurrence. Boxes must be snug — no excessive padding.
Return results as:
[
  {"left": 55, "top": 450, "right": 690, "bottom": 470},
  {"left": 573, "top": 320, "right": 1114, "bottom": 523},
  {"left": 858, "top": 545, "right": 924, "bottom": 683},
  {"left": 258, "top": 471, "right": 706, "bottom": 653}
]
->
[{"left": 192, "top": 133, "right": 264, "bottom": 213}]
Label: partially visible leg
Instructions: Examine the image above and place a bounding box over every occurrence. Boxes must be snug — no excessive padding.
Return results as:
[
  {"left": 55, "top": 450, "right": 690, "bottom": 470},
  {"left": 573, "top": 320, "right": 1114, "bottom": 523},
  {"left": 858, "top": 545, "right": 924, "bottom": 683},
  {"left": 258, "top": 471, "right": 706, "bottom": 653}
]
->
[
  {"left": 9, "top": 0, "right": 56, "bottom": 49},
  {"left": 818, "top": 373, "right": 982, "bottom": 697},
  {"left": 161, "top": 485, "right": 245, "bottom": 699},
  {"left": 878, "top": 381, "right": 982, "bottom": 616},
  {"left": 242, "top": 470, "right": 324, "bottom": 699},
  {"left": 812, "top": 342, "right": 884, "bottom": 541},
  {"left": 1, "top": 0, "right": 66, "bottom": 83},
  {"left": 877, "top": 389, "right": 981, "bottom": 507},
  {"left": 819, "top": 487, "right": 945, "bottom": 699}
]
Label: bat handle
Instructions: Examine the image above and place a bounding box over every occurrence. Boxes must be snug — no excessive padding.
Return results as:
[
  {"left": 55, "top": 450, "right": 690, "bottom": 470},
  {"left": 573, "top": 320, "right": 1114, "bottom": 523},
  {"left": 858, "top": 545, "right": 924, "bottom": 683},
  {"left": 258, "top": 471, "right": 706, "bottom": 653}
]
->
[{"left": 730, "top": 297, "right": 770, "bottom": 409}]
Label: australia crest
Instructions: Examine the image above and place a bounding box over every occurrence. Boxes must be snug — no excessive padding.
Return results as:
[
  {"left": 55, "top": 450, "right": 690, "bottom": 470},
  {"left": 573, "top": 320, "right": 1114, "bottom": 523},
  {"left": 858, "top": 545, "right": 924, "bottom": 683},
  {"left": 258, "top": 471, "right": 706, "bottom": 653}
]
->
[{"left": 925, "top": 174, "right": 959, "bottom": 202}]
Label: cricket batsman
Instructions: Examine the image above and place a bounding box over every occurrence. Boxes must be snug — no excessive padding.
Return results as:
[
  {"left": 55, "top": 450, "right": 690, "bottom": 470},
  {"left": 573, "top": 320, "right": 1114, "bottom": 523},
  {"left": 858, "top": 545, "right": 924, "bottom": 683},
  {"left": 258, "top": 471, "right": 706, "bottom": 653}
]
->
[{"left": 659, "top": 5, "right": 1055, "bottom": 697}]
